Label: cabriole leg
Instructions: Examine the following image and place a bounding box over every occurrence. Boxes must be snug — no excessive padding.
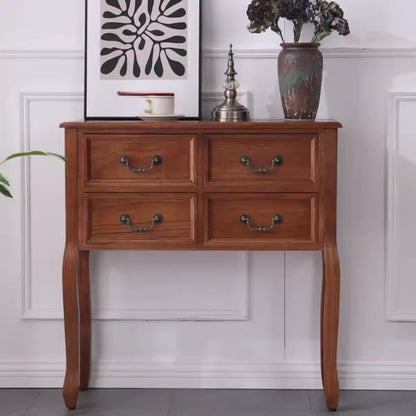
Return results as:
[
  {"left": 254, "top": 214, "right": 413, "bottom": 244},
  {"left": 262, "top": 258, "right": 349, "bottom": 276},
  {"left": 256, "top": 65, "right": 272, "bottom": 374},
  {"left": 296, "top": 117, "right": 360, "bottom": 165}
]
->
[
  {"left": 62, "top": 244, "right": 79, "bottom": 409},
  {"left": 321, "top": 242, "right": 340, "bottom": 411},
  {"left": 78, "top": 250, "right": 91, "bottom": 391}
]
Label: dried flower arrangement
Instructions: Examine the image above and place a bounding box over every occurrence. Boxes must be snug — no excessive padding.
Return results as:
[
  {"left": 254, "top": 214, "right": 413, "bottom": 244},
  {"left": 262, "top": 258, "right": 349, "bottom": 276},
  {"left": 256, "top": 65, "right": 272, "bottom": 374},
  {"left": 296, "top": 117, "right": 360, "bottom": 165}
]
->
[{"left": 247, "top": 0, "right": 350, "bottom": 44}]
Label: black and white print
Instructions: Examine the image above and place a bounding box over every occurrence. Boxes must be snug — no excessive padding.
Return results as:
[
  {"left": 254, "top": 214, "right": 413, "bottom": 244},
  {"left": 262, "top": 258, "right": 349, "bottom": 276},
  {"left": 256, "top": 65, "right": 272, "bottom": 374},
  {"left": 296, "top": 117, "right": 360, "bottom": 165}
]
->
[{"left": 100, "top": 0, "right": 188, "bottom": 79}]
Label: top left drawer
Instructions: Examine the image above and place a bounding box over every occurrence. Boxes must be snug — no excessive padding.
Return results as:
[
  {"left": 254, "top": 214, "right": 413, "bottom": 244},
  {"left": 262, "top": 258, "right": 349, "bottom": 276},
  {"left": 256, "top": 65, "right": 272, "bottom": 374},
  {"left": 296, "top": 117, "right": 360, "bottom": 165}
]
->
[{"left": 81, "top": 134, "right": 196, "bottom": 188}]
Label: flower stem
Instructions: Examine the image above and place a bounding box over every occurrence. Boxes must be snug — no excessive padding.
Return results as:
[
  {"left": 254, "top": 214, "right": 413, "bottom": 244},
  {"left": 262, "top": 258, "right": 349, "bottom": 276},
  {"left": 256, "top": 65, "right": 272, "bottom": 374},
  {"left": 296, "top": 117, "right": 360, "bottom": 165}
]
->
[
  {"left": 293, "top": 20, "right": 303, "bottom": 43},
  {"left": 272, "top": 25, "right": 285, "bottom": 44},
  {"left": 312, "top": 30, "right": 331, "bottom": 44}
]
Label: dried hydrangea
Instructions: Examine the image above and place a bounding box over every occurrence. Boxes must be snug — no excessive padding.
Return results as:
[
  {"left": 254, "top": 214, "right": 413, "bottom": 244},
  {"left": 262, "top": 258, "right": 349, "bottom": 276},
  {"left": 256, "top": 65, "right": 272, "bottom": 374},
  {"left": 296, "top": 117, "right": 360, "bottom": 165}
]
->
[
  {"left": 246, "top": 0, "right": 350, "bottom": 44},
  {"left": 278, "top": 0, "right": 311, "bottom": 42},
  {"left": 307, "top": 0, "right": 350, "bottom": 43},
  {"left": 247, "top": 0, "right": 310, "bottom": 42},
  {"left": 247, "top": 1, "right": 284, "bottom": 42}
]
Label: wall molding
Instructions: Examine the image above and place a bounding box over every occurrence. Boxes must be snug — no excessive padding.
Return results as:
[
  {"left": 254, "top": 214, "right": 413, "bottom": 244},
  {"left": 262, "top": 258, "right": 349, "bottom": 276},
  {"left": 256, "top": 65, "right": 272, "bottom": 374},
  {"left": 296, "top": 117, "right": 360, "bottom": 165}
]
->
[
  {"left": 205, "top": 47, "right": 416, "bottom": 59},
  {"left": 385, "top": 91, "right": 416, "bottom": 321},
  {"left": 20, "top": 93, "right": 83, "bottom": 321},
  {"left": 19, "top": 93, "right": 249, "bottom": 321},
  {"left": 0, "top": 50, "right": 84, "bottom": 59},
  {"left": 2, "top": 360, "right": 416, "bottom": 390},
  {"left": 2, "top": 48, "right": 416, "bottom": 61}
]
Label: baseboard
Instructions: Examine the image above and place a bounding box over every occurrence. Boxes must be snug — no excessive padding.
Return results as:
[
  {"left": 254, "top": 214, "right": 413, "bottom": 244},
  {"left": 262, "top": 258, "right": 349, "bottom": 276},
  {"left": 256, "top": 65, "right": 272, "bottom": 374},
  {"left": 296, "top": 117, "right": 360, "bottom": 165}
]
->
[{"left": 1, "top": 361, "right": 416, "bottom": 390}]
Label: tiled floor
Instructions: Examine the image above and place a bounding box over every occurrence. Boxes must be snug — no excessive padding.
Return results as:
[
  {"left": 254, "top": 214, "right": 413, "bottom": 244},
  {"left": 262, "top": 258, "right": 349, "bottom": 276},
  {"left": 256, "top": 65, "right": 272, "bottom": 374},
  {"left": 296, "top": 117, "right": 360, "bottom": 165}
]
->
[{"left": 1, "top": 388, "right": 416, "bottom": 416}]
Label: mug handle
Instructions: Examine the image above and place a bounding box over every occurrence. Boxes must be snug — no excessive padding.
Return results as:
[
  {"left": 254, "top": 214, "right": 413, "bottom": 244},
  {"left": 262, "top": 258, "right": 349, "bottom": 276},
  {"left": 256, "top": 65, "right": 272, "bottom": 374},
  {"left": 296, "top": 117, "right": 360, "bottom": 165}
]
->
[{"left": 144, "top": 98, "right": 153, "bottom": 114}]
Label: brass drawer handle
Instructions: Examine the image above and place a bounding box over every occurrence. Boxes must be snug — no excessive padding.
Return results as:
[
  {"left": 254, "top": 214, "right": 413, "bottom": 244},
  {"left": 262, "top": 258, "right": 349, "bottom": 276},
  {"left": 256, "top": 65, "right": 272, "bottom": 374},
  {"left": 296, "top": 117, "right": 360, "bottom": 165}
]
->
[
  {"left": 120, "top": 214, "right": 163, "bottom": 232},
  {"left": 240, "top": 155, "right": 282, "bottom": 173},
  {"left": 240, "top": 214, "right": 283, "bottom": 232},
  {"left": 119, "top": 155, "right": 162, "bottom": 173}
]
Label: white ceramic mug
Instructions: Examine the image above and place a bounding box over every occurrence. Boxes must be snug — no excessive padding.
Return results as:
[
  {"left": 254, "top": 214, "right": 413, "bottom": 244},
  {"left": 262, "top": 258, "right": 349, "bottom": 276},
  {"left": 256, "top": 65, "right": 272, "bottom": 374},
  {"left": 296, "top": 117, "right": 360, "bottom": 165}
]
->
[
  {"left": 117, "top": 92, "right": 175, "bottom": 117},
  {"left": 141, "top": 94, "right": 175, "bottom": 116}
]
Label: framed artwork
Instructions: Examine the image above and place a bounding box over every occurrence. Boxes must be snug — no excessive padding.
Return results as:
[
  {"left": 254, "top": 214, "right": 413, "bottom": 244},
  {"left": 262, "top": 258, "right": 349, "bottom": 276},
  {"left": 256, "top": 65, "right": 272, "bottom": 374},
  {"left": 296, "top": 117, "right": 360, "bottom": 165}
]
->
[{"left": 85, "top": 0, "right": 201, "bottom": 120}]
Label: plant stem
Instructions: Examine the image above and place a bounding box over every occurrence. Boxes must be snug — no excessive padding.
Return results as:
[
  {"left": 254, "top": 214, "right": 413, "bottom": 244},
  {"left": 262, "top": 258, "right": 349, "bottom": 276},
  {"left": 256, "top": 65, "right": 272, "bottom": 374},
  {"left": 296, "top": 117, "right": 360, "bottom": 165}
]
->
[
  {"left": 312, "top": 30, "right": 331, "bottom": 44},
  {"left": 293, "top": 20, "right": 303, "bottom": 43},
  {"left": 272, "top": 25, "right": 285, "bottom": 44}
]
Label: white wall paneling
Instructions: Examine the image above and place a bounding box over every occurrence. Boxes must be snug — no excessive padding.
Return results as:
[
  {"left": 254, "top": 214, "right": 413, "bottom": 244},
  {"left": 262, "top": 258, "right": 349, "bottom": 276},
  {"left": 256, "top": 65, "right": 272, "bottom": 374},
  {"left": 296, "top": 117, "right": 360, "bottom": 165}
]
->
[
  {"left": 0, "top": 50, "right": 84, "bottom": 60},
  {"left": 1, "top": 47, "right": 416, "bottom": 61},
  {"left": 88, "top": 251, "right": 250, "bottom": 321},
  {"left": 386, "top": 92, "right": 416, "bottom": 321},
  {"left": 24, "top": 247, "right": 250, "bottom": 320},
  {"left": 20, "top": 93, "right": 250, "bottom": 321},
  {"left": 2, "top": 0, "right": 416, "bottom": 390},
  {"left": 20, "top": 93, "right": 83, "bottom": 321},
  {"left": 202, "top": 48, "right": 416, "bottom": 59}
]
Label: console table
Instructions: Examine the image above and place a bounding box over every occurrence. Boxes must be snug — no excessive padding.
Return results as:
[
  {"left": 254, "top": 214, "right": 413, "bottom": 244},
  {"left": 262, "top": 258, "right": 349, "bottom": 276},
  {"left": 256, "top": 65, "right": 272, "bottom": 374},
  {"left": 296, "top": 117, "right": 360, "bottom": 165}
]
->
[{"left": 60, "top": 120, "right": 342, "bottom": 411}]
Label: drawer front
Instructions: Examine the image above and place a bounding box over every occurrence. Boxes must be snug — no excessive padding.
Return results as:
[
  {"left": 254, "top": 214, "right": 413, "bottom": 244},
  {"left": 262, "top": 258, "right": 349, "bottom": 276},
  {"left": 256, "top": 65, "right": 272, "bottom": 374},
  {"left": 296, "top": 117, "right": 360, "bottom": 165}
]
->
[
  {"left": 205, "top": 134, "right": 317, "bottom": 190},
  {"left": 84, "top": 135, "right": 196, "bottom": 187},
  {"left": 83, "top": 193, "right": 196, "bottom": 248},
  {"left": 205, "top": 193, "right": 319, "bottom": 249}
]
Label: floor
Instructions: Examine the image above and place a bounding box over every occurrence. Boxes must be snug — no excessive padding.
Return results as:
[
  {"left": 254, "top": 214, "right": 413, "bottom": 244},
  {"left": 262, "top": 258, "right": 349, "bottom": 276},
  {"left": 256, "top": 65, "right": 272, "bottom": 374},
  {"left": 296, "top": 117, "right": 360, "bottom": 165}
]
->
[{"left": 1, "top": 389, "right": 416, "bottom": 416}]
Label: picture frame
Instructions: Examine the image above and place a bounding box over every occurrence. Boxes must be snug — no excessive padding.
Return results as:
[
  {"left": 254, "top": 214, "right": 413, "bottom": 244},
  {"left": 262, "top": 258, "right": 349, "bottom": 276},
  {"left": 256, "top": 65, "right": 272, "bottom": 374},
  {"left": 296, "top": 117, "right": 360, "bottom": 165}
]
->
[{"left": 84, "top": 0, "right": 201, "bottom": 120}]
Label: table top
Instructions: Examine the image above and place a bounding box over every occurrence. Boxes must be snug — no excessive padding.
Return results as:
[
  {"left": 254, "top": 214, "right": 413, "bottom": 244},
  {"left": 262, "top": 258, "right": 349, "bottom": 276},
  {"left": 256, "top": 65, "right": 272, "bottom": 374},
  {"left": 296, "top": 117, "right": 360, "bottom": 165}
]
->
[{"left": 60, "top": 119, "right": 343, "bottom": 129}]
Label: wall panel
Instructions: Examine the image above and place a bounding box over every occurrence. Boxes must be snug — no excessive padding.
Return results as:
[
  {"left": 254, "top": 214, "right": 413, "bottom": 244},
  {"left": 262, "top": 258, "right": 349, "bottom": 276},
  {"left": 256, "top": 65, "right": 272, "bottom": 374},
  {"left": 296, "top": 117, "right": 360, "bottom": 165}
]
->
[{"left": 0, "top": 0, "right": 416, "bottom": 389}]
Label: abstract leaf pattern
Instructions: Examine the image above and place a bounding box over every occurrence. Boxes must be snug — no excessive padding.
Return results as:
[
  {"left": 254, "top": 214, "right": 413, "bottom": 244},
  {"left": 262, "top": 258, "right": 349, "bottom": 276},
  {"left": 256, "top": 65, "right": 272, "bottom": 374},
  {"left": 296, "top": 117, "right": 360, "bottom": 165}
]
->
[{"left": 100, "top": 0, "right": 188, "bottom": 79}]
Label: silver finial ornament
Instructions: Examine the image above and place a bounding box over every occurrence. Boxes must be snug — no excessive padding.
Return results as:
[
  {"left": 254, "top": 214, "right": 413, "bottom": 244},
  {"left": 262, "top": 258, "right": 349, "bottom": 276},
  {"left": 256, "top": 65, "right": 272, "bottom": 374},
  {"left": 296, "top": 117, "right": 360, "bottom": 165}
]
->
[{"left": 211, "top": 44, "right": 250, "bottom": 122}]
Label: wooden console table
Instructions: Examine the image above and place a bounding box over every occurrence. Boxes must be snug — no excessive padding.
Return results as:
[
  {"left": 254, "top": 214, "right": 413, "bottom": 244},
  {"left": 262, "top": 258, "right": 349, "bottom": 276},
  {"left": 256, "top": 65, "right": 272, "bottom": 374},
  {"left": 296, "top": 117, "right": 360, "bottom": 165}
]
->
[{"left": 60, "top": 120, "right": 342, "bottom": 411}]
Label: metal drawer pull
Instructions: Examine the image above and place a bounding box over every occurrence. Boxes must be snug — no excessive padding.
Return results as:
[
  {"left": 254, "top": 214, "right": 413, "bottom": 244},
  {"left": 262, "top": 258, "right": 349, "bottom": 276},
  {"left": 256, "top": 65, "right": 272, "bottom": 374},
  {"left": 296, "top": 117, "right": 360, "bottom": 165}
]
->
[
  {"left": 240, "top": 155, "right": 282, "bottom": 173},
  {"left": 119, "top": 155, "right": 162, "bottom": 173},
  {"left": 240, "top": 214, "right": 283, "bottom": 232},
  {"left": 120, "top": 214, "right": 163, "bottom": 232}
]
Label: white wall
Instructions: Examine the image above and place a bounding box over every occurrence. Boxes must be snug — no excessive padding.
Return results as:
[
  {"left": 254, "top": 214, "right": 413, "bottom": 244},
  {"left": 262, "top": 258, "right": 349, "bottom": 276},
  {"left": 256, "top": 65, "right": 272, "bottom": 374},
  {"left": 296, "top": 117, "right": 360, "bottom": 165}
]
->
[{"left": 1, "top": 0, "right": 416, "bottom": 389}]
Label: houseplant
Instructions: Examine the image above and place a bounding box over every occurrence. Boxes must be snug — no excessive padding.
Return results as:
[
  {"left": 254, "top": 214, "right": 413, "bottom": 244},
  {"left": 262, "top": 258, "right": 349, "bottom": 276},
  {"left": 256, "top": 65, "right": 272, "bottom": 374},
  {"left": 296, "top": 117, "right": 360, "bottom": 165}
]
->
[
  {"left": 0, "top": 151, "right": 65, "bottom": 198},
  {"left": 247, "top": 0, "right": 350, "bottom": 119}
]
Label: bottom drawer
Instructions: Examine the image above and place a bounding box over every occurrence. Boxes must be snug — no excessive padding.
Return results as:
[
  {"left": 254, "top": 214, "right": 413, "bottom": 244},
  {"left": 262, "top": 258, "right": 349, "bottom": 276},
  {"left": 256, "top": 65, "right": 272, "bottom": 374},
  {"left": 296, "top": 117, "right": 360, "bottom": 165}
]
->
[
  {"left": 82, "top": 193, "right": 196, "bottom": 248},
  {"left": 205, "top": 193, "right": 319, "bottom": 249}
]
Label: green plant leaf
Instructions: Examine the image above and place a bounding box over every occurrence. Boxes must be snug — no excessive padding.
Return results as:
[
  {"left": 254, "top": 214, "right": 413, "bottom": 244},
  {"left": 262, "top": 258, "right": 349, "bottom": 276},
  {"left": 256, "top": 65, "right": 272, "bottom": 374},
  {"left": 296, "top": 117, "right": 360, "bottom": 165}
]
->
[
  {"left": 0, "top": 172, "right": 10, "bottom": 186},
  {"left": 0, "top": 151, "right": 66, "bottom": 165},
  {"left": 0, "top": 183, "right": 13, "bottom": 198}
]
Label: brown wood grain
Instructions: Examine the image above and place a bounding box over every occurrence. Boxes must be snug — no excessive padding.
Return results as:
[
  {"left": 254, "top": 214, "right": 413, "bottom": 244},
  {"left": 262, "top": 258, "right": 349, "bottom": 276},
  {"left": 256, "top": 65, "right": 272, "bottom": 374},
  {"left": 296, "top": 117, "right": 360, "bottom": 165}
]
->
[
  {"left": 320, "top": 128, "right": 340, "bottom": 411},
  {"left": 60, "top": 120, "right": 341, "bottom": 411},
  {"left": 83, "top": 193, "right": 196, "bottom": 248},
  {"left": 60, "top": 120, "right": 342, "bottom": 130},
  {"left": 205, "top": 193, "right": 319, "bottom": 249},
  {"left": 322, "top": 242, "right": 340, "bottom": 410},
  {"left": 62, "top": 128, "right": 80, "bottom": 409},
  {"left": 83, "top": 134, "right": 196, "bottom": 188},
  {"left": 77, "top": 251, "right": 91, "bottom": 391},
  {"left": 205, "top": 134, "right": 318, "bottom": 189}
]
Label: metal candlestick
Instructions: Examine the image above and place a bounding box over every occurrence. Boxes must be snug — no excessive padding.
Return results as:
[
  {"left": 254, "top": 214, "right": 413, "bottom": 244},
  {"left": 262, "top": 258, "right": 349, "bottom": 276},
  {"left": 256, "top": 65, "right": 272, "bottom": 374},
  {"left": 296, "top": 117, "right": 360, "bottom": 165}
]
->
[{"left": 211, "top": 44, "right": 250, "bottom": 122}]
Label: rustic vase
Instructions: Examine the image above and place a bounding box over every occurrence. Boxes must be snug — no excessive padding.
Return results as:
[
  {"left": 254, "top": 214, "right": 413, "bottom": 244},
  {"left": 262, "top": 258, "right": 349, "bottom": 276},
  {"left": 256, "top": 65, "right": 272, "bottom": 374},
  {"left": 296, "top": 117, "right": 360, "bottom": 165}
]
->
[{"left": 278, "top": 43, "right": 323, "bottom": 120}]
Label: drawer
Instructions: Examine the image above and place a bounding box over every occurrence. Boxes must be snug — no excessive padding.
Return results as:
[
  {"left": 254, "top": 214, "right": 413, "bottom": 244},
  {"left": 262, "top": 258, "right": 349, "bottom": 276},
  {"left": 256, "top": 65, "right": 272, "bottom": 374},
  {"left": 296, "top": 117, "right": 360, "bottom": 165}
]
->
[
  {"left": 205, "top": 193, "right": 319, "bottom": 249},
  {"left": 205, "top": 134, "right": 318, "bottom": 190},
  {"left": 82, "top": 193, "right": 196, "bottom": 248},
  {"left": 83, "top": 135, "right": 196, "bottom": 187}
]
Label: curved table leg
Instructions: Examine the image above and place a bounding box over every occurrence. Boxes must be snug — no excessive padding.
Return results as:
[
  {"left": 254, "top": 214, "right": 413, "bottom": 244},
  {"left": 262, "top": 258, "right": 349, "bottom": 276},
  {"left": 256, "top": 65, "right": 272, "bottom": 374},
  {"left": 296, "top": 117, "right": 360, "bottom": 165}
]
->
[
  {"left": 62, "top": 243, "right": 79, "bottom": 409},
  {"left": 78, "top": 251, "right": 91, "bottom": 391},
  {"left": 321, "top": 242, "right": 340, "bottom": 411}
]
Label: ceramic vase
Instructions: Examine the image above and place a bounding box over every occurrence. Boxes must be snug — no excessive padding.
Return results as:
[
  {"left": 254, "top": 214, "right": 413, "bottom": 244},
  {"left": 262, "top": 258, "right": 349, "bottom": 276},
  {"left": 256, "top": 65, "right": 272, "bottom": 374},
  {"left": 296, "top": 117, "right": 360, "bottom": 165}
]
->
[{"left": 278, "top": 43, "right": 323, "bottom": 119}]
